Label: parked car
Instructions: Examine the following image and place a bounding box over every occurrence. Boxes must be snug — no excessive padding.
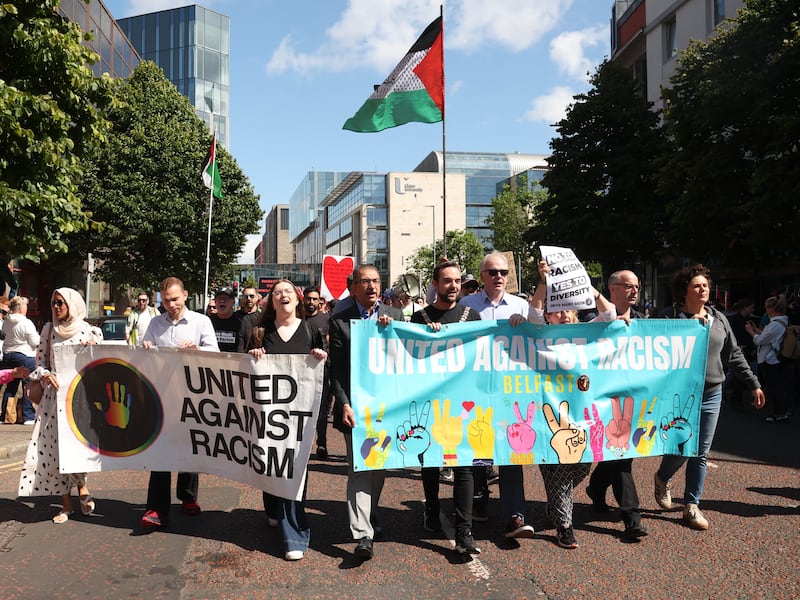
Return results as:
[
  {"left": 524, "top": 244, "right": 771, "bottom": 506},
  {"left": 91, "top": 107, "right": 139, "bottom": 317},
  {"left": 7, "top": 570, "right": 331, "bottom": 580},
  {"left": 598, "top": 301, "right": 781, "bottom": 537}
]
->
[{"left": 87, "top": 316, "right": 128, "bottom": 345}]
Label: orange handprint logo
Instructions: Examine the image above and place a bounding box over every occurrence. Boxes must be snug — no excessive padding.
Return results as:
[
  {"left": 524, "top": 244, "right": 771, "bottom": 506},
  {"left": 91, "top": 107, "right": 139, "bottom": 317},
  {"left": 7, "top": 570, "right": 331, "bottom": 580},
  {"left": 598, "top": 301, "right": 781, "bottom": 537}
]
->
[{"left": 94, "top": 381, "right": 132, "bottom": 429}]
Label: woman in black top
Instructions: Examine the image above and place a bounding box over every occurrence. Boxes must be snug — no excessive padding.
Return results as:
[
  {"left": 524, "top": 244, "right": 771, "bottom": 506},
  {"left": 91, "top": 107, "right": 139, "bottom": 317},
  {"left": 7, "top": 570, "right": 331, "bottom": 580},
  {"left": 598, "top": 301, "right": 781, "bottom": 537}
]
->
[{"left": 248, "top": 279, "right": 326, "bottom": 560}]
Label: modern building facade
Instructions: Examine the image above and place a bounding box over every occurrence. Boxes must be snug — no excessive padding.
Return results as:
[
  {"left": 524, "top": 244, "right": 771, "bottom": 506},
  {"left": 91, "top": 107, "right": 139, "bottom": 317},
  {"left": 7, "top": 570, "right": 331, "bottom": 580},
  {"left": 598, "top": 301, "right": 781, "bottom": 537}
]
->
[
  {"left": 262, "top": 204, "right": 292, "bottom": 264},
  {"left": 611, "top": 0, "right": 744, "bottom": 108},
  {"left": 118, "top": 4, "right": 231, "bottom": 147}
]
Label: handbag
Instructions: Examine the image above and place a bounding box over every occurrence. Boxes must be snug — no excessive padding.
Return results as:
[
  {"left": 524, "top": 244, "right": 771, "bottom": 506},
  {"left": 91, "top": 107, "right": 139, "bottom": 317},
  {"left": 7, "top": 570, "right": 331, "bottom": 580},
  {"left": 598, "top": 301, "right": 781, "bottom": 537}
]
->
[{"left": 24, "top": 380, "right": 43, "bottom": 405}]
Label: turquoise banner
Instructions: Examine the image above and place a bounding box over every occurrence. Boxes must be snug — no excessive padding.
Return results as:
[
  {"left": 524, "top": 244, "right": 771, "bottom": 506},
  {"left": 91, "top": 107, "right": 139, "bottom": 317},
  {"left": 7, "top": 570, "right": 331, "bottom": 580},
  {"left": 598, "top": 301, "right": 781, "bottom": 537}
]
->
[{"left": 350, "top": 318, "right": 709, "bottom": 471}]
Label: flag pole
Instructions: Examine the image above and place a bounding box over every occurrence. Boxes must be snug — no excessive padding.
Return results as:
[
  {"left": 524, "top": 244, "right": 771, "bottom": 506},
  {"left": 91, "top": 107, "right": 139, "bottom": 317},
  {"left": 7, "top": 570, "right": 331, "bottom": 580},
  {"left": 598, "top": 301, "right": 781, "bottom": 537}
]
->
[
  {"left": 202, "top": 115, "right": 215, "bottom": 310},
  {"left": 440, "top": 4, "right": 447, "bottom": 259}
]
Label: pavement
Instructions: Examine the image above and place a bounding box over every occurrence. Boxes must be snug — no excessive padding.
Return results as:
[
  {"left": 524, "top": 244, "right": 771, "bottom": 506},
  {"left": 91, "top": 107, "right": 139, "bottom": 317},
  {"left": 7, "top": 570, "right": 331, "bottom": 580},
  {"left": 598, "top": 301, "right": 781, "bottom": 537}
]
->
[{"left": 0, "top": 401, "right": 797, "bottom": 599}]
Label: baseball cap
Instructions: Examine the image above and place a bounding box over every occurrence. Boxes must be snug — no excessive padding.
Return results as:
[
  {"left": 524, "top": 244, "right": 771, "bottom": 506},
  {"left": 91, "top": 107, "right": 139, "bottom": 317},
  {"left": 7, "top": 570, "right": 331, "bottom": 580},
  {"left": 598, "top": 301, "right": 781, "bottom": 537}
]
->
[
  {"left": 215, "top": 286, "right": 236, "bottom": 299},
  {"left": 462, "top": 274, "right": 479, "bottom": 288}
]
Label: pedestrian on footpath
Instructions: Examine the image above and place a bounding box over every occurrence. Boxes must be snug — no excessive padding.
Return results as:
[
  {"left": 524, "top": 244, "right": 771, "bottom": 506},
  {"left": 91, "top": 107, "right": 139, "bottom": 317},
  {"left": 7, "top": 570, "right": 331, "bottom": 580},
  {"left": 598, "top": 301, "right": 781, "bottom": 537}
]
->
[
  {"left": 139, "top": 277, "right": 218, "bottom": 531},
  {"left": 0, "top": 295, "right": 39, "bottom": 424},
  {"left": 18, "top": 288, "right": 102, "bottom": 523}
]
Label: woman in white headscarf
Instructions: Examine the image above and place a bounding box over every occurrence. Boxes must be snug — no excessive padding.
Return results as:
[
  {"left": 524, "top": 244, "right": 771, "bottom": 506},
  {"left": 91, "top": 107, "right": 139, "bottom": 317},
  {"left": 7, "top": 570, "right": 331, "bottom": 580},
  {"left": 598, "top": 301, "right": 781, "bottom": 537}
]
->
[{"left": 18, "top": 288, "right": 102, "bottom": 523}]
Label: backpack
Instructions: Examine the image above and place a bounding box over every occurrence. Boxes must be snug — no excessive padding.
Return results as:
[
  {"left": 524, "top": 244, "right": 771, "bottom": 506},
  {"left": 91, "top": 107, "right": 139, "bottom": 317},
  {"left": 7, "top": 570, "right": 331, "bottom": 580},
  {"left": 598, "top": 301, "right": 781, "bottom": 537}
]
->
[{"left": 775, "top": 320, "right": 800, "bottom": 362}]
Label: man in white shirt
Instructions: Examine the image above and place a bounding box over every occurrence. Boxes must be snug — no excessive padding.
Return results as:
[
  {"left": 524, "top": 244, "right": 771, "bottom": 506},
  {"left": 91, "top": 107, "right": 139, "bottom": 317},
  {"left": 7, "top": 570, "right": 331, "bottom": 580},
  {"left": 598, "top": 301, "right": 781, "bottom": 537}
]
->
[
  {"left": 139, "top": 276, "right": 218, "bottom": 531},
  {"left": 459, "top": 252, "right": 534, "bottom": 541}
]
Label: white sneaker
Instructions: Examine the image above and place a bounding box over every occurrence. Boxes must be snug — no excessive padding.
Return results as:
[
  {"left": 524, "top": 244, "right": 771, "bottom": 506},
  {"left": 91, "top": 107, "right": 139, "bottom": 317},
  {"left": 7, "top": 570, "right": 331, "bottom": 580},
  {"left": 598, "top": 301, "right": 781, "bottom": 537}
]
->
[
  {"left": 285, "top": 550, "right": 304, "bottom": 561},
  {"left": 23, "top": 420, "right": 35, "bottom": 426},
  {"left": 683, "top": 503, "right": 709, "bottom": 530},
  {"left": 654, "top": 473, "right": 673, "bottom": 509}
]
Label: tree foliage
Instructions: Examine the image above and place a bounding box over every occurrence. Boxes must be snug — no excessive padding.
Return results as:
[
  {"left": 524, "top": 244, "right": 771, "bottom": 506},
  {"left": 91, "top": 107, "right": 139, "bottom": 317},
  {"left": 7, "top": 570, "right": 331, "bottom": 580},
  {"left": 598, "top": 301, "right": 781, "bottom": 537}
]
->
[
  {"left": 73, "top": 61, "right": 262, "bottom": 294},
  {"left": 659, "top": 0, "right": 800, "bottom": 265},
  {"left": 0, "top": 0, "right": 113, "bottom": 260},
  {"left": 531, "top": 59, "right": 669, "bottom": 271},
  {"left": 404, "top": 229, "right": 484, "bottom": 288},
  {"left": 486, "top": 173, "right": 545, "bottom": 285}
]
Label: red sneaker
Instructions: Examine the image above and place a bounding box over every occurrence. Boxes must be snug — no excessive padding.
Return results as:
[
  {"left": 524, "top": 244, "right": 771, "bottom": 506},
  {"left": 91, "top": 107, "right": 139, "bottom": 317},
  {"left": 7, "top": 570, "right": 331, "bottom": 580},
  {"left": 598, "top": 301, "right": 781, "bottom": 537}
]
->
[
  {"left": 140, "top": 509, "right": 167, "bottom": 530},
  {"left": 182, "top": 499, "right": 201, "bottom": 516}
]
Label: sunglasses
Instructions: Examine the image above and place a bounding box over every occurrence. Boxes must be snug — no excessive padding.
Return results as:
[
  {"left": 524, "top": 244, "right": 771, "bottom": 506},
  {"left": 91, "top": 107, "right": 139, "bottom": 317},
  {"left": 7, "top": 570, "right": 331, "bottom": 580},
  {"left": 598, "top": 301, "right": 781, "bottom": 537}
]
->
[
  {"left": 51, "top": 300, "right": 65, "bottom": 307},
  {"left": 242, "top": 294, "right": 255, "bottom": 299},
  {"left": 483, "top": 269, "right": 509, "bottom": 277}
]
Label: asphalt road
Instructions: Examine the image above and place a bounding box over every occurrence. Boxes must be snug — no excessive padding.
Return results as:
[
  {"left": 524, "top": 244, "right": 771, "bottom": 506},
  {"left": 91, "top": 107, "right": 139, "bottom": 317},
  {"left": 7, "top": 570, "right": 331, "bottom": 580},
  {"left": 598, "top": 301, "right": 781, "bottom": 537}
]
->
[{"left": 0, "top": 404, "right": 797, "bottom": 600}]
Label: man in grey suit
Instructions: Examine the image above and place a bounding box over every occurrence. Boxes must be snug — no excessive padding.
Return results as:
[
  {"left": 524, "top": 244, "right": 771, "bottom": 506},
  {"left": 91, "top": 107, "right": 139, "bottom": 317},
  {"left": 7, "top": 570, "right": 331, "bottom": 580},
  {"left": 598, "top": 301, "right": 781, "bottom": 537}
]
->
[{"left": 329, "top": 264, "right": 404, "bottom": 560}]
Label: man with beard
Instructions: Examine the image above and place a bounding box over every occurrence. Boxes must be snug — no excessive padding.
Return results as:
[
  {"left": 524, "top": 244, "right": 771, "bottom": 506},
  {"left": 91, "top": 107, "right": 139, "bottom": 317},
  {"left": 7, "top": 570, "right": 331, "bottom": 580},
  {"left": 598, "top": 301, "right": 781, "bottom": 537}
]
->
[
  {"left": 209, "top": 287, "right": 243, "bottom": 353},
  {"left": 411, "top": 261, "right": 481, "bottom": 555}
]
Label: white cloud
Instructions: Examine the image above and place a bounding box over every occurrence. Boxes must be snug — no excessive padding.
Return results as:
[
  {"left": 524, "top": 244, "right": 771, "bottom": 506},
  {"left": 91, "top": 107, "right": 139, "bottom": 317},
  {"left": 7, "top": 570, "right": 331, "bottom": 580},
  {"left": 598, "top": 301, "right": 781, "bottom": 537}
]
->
[
  {"left": 267, "top": 0, "right": 575, "bottom": 75},
  {"left": 549, "top": 25, "right": 607, "bottom": 82},
  {"left": 523, "top": 86, "right": 576, "bottom": 124}
]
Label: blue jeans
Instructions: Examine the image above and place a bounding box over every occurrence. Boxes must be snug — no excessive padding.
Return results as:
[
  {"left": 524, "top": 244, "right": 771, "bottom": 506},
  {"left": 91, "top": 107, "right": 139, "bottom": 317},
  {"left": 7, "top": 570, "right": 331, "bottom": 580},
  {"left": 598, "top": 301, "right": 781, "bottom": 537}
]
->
[
  {"left": 657, "top": 385, "right": 722, "bottom": 506},
  {"left": 1, "top": 352, "right": 36, "bottom": 422},
  {"left": 263, "top": 474, "right": 310, "bottom": 553}
]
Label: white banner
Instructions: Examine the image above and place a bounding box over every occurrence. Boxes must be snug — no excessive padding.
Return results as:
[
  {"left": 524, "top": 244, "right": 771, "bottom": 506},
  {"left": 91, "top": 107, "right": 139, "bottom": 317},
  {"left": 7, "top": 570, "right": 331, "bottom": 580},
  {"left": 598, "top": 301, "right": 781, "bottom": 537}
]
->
[
  {"left": 540, "top": 245, "right": 595, "bottom": 312},
  {"left": 55, "top": 345, "right": 323, "bottom": 501}
]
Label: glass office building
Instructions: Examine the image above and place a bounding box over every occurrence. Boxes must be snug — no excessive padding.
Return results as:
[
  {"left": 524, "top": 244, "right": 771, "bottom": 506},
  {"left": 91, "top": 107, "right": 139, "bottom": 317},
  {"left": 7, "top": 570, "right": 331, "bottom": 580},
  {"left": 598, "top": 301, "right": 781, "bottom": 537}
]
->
[
  {"left": 414, "top": 151, "right": 548, "bottom": 245},
  {"left": 59, "top": 0, "right": 140, "bottom": 78},
  {"left": 118, "top": 4, "right": 230, "bottom": 148}
]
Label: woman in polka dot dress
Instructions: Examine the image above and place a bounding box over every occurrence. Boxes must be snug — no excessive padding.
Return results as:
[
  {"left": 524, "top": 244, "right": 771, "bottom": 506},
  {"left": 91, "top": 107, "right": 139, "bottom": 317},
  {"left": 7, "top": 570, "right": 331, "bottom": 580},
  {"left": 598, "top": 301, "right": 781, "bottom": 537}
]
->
[{"left": 18, "top": 288, "right": 102, "bottom": 523}]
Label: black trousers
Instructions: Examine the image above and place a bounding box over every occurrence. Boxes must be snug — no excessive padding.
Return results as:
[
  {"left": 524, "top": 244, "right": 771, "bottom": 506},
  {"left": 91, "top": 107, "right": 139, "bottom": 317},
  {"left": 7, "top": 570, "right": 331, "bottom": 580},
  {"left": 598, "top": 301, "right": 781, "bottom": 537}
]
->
[
  {"left": 145, "top": 471, "right": 198, "bottom": 517},
  {"left": 421, "top": 466, "right": 473, "bottom": 531},
  {"left": 588, "top": 459, "right": 642, "bottom": 526}
]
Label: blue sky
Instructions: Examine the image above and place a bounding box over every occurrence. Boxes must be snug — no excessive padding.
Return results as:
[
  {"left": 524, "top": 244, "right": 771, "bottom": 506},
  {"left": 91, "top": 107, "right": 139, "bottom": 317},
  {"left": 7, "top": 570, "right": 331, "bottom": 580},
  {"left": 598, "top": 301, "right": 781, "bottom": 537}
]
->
[{"left": 102, "top": 1, "right": 612, "bottom": 259}]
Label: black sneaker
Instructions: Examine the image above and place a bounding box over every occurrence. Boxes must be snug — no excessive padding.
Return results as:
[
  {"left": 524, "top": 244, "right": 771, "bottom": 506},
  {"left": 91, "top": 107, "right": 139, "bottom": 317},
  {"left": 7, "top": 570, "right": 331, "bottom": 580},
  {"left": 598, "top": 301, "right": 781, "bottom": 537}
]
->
[
  {"left": 486, "top": 468, "right": 500, "bottom": 485},
  {"left": 316, "top": 446, "right": 328, "bottom": 460},
  {"left": 556, "top": 525, "right": 578, "bottom": 549},
  {"left": 455, "top": 528, "right": 481, "bottom": 555},
  {"left": 423, "top": 506, "right": 442, "bottom": 532},
  {"left": 621, "top": 522, "right": 648, "bottom": 542},
  {"left": 586, "top": 485, "right": 612, "bottom": 513},
  {"left": 354, "top": 536, "right": 373, "bottom": 560}
]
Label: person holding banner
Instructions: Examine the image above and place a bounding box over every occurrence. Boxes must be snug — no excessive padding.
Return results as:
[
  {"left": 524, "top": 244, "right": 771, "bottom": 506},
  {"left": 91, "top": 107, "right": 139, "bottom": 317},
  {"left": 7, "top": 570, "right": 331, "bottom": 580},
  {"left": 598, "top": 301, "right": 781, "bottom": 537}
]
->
[
  {"left": 329, "top": 264, "right": 403, "bottom": 560},
  {"left": 410, "top": 261, "right": 482, "bottom": 555},
  {"left": 18, "top": 288, "right": 103, "bottom": 523},
  {"left": 654, "top": 264, "right": 765, "bottom": 530},
  {"left": 460, "top": 252, "right": 533, "bottom": 539},
  {"left": 516, "top": 259, "right": 617, "bottom": 549},
  {"left": 585, "top": 270, "right": 650, "bottom": 542},
  {"left": 247, "top": 279, "right": 327, "bottom": 561},
  {"left": 139, "top": 277, "right": 219, "bottom": 531}
]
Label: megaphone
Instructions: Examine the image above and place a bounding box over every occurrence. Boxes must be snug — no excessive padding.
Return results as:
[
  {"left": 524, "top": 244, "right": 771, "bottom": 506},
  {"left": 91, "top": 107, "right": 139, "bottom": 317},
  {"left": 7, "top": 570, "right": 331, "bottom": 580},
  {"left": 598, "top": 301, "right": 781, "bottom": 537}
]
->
[{"left": 393, "top": 273, "right": 420, "bottom": 298}]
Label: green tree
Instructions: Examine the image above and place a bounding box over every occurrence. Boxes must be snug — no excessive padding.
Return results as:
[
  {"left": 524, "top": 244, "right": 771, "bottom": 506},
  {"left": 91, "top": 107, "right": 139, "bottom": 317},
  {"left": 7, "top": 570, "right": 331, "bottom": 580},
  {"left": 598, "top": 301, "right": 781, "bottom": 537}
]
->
[
  {"left": 486, "top": 173, "right": 546, "bottom": 285},
  {"left": 404, "top": 229, "right": 484, "bottom": 288},
  {"left": 73, "top": 61, "right": 262, "bottom": 294},
  {"left": 531, "top": 60, "right": 669, "bottom": 271},
  {"left": 0, "top": 0, "right": 113, "bottom": 259},
  {"left": 659, "top": 0, "right": 800, "bottom": 265}
]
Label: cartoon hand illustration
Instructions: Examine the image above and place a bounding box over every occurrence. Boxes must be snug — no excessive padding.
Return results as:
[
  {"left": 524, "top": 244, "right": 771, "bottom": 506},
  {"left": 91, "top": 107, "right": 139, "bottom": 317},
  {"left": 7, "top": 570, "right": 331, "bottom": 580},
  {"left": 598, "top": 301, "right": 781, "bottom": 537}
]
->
[
  {"left": 467, "top": 406, "right": 495, "bottom": 466},
  {"left": 605, "top": 396, "right": 633, "bottom": 457},
  {"left": 361, "top": 403, "right": 391, "bottom": 469},
  {"left": 94, "top": 381, "right": 132, "bottom": 429},
  {"left": 507, "top": 401, "right": 536, "bottom": 465},
  {"left": 543, "top": 400, "right": 587, "bottom": 464},
  {"left": 660, "top": 394, "right": 694, "bottom": 455},
  {"left": 583, "top": 403, "right": 605, "bottom": 462},
  {"left": 632, "top": 397, "right": 658, "bottom": 455},
  {"left": 395, "top": 400, "right": 431, "bottom": 466},
  {"left": 430, "top": 399, "right": 463, "bottom": 466}
]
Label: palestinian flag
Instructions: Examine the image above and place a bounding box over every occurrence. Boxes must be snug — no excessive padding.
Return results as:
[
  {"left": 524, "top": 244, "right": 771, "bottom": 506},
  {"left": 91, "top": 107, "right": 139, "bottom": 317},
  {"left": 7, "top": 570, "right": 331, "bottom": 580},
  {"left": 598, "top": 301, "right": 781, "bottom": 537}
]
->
[
  {"left": 202, "top": 134, "right": 223, "bottom": 199},
  {"left": 343, "top": 16, "right": 443, "bottom": 133}
]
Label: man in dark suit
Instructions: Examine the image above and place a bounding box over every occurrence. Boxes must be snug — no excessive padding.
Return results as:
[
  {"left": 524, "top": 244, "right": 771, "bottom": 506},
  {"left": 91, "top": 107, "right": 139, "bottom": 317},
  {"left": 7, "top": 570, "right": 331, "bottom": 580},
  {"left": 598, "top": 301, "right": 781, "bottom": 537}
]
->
[{"left": 329, "top": 264, "right": 404, "bottom": 560}]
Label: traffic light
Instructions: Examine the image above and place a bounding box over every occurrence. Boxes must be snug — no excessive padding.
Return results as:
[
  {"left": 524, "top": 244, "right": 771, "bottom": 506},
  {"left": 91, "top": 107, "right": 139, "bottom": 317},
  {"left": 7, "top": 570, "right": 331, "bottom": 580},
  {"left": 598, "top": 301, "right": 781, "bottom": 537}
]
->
[{"left": 232, "top": 281, "right": 239, "bottom": 297}]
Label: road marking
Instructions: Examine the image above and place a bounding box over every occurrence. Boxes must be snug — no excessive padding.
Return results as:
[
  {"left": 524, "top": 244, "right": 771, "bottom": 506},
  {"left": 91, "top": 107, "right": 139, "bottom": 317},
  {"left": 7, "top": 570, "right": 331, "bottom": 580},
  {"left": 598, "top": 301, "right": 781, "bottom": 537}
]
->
[
  {"left": 442, "top": 515, "right": 492, "bottom": 581},
  {"left": 0, "top": 460, "right": 23, "bottom": 475}
]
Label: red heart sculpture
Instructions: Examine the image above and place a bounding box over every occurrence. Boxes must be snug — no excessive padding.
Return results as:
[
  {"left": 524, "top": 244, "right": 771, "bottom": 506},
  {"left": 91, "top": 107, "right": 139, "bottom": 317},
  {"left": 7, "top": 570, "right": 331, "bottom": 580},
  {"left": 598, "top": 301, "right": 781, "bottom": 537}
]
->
[
  {"left": 462, "top": 401, "right": 475, "bottom": 412},
  {"left": 323, "top": 255, "right": 354, "bottom": 299}
]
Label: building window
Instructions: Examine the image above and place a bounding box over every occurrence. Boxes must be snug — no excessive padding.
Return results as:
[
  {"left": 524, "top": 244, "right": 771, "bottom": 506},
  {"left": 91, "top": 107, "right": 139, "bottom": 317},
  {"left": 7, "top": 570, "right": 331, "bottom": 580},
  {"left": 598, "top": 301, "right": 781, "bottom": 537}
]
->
[
  {"left": 366, "top": 207, "right": 386, "bottom": 227},
  {"left": 710, "top": 0, "right": 725, "bottom": 28},
  {"left": 663, "top": 16, "right": 677, "bottom": 62},
  {"left": 280, "top": 208, "right": 289, "bottom": 230}
]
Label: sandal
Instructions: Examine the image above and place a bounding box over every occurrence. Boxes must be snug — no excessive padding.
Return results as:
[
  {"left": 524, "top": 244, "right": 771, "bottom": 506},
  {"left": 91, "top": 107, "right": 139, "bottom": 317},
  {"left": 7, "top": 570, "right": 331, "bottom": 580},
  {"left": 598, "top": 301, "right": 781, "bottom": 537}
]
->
[
  {"left": 53, "top": 510, "right": 74, "bottom": 524},
  {"left": 80, "top": 495, "right": 95, "bottom": 516}
]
